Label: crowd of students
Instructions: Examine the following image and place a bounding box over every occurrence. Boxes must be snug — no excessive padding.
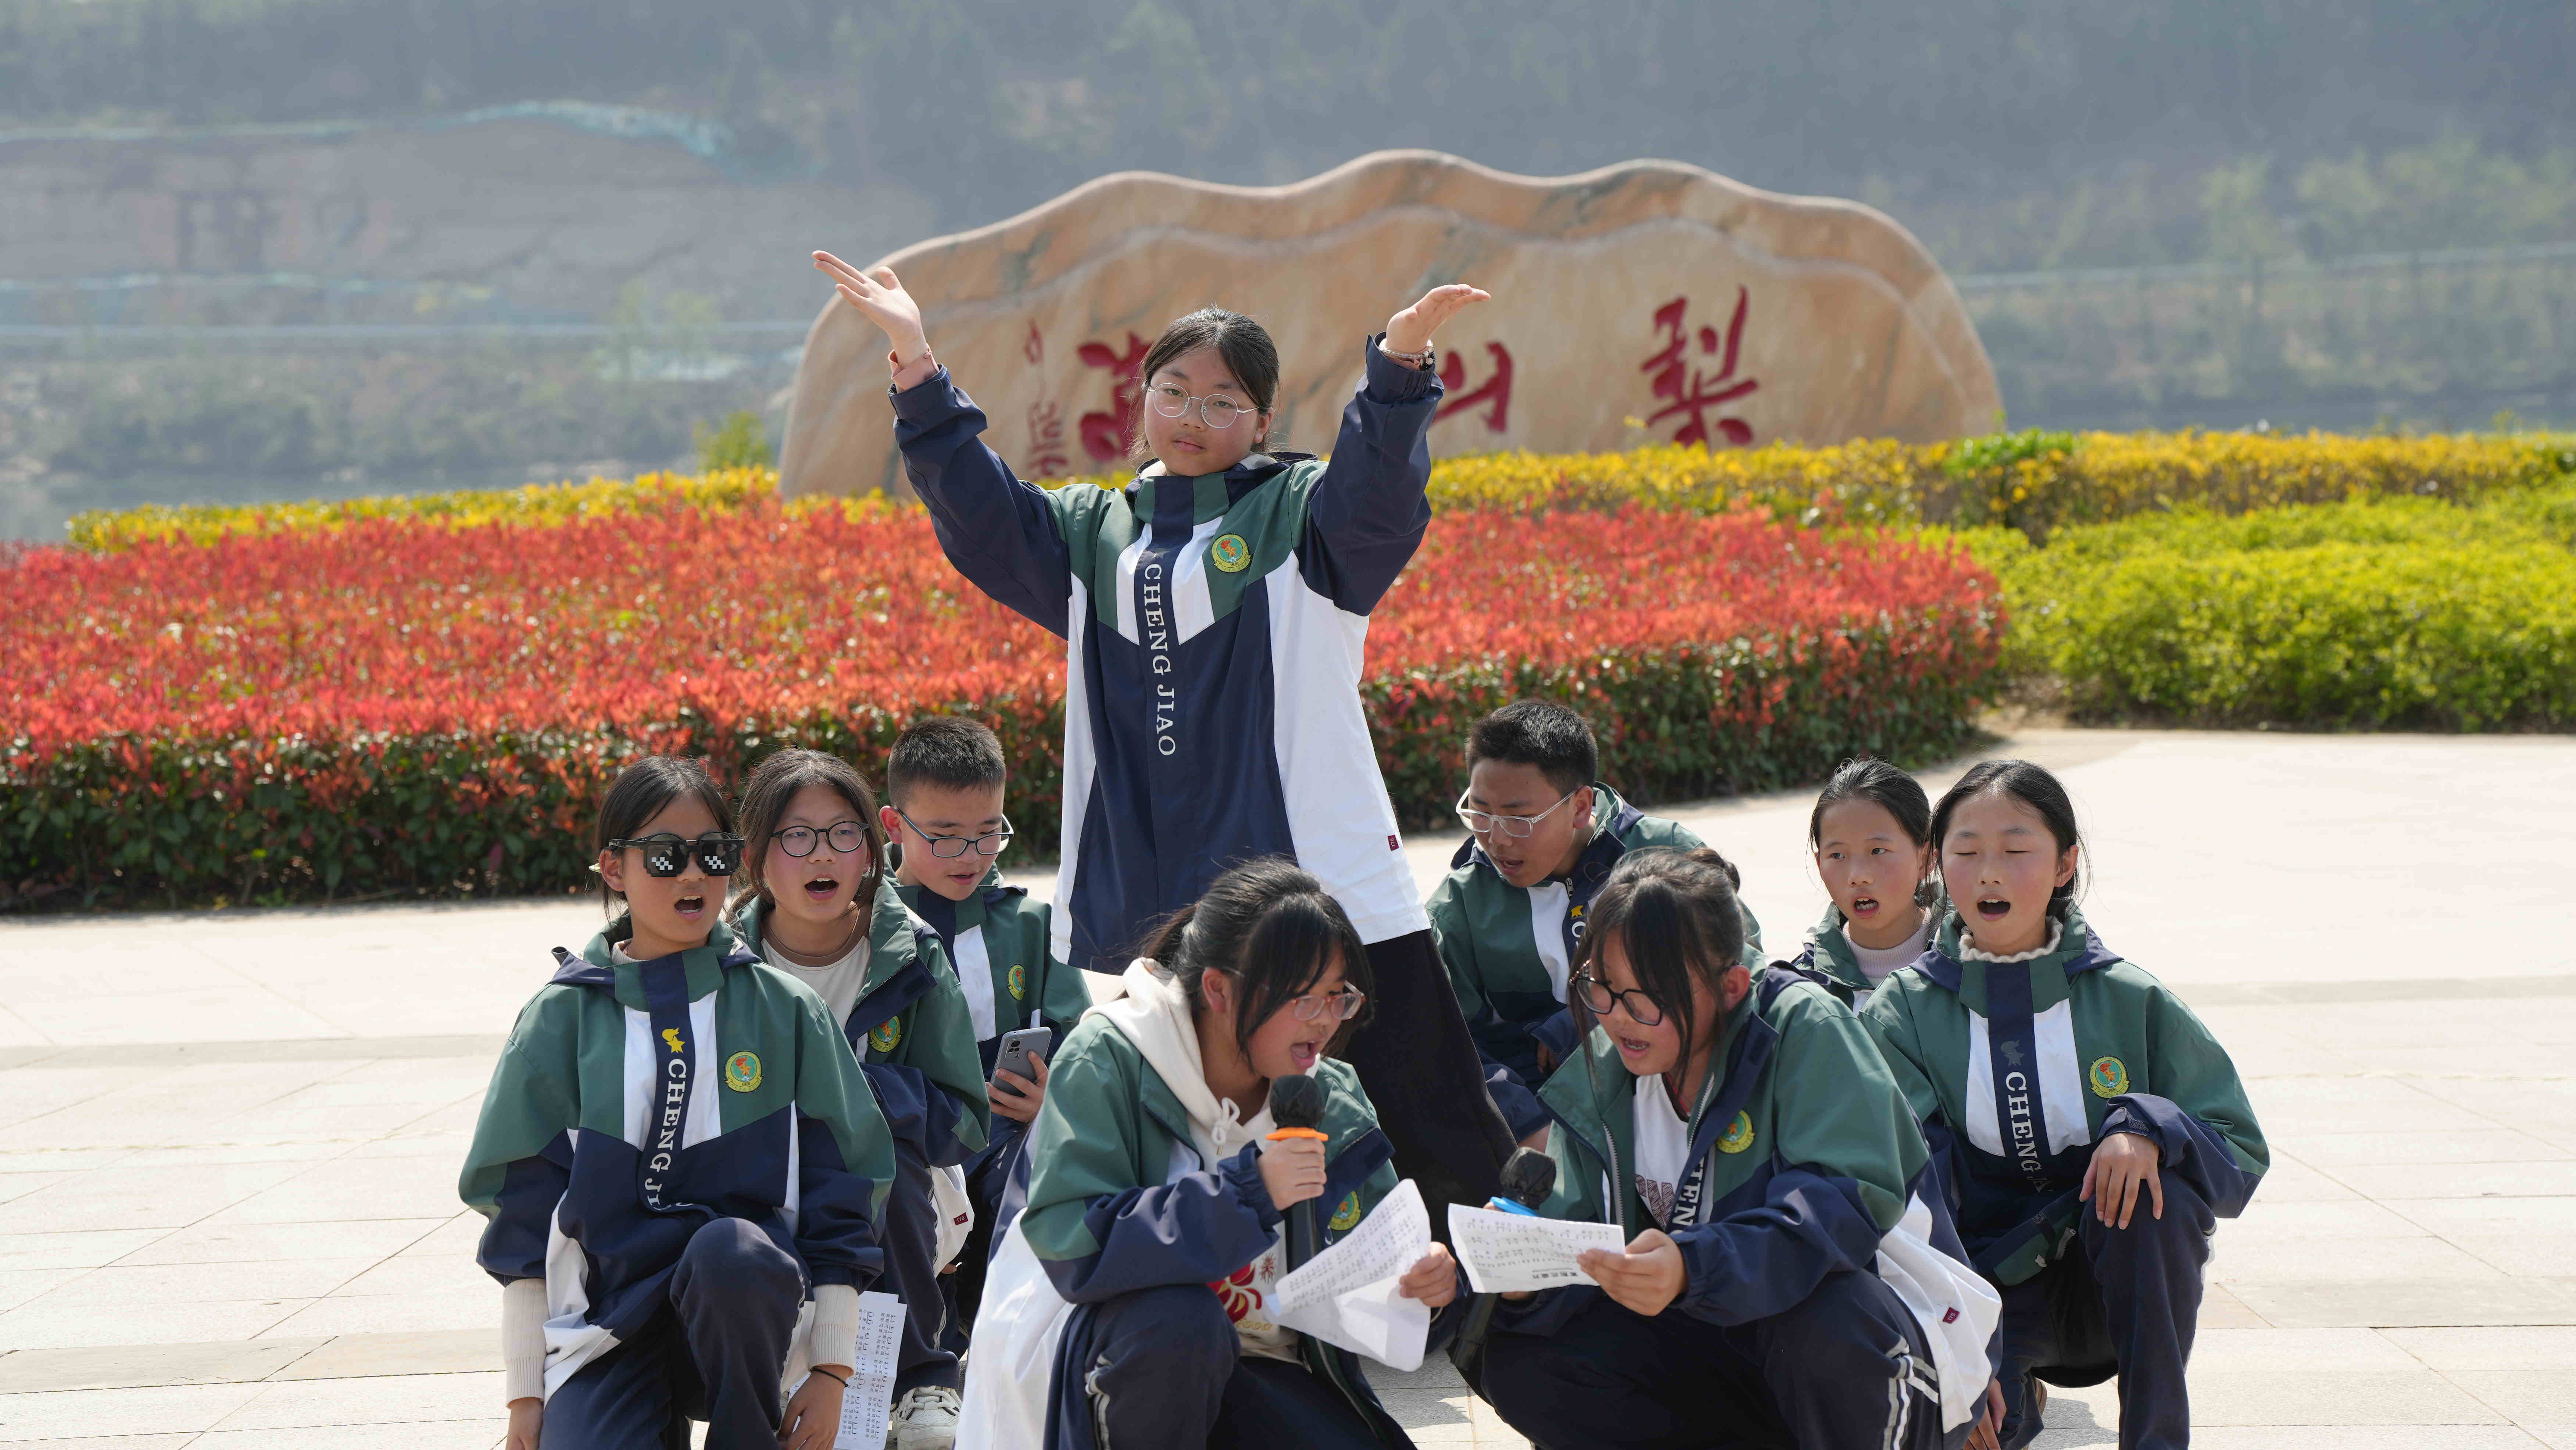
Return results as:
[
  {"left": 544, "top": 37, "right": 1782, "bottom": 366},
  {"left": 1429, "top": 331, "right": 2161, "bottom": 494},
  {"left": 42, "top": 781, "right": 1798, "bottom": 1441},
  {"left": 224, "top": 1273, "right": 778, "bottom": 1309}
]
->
[{"left": 461, "top": 269, "right": 2266, "bottom": 1450}]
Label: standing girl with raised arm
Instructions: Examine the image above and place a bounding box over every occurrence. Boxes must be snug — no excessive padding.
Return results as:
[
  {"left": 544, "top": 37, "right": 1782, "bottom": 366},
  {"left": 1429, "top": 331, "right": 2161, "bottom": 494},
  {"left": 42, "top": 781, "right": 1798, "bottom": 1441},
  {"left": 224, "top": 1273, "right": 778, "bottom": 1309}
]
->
[{"left": 811, "top": 249, "right": 1514, "bottom": 1215}]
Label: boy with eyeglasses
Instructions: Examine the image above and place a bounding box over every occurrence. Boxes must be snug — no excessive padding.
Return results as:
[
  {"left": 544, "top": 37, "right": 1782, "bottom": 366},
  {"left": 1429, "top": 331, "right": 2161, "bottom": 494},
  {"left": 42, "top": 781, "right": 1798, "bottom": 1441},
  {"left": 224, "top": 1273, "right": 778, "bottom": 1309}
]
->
[
  {"left": 882, "top": 719, "right": 1090, "bottom": 1381},
  {"left": 1429, "top": 701, "right": 1762, "bottom": 1149}
]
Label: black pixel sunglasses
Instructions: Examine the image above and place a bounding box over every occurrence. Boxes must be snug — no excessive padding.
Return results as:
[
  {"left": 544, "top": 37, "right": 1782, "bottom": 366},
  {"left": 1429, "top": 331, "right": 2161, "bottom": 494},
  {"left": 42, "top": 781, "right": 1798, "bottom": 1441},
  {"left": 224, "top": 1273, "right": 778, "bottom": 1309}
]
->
[{"left": 608, "top": 833, "right": 745, "bottom": 878}]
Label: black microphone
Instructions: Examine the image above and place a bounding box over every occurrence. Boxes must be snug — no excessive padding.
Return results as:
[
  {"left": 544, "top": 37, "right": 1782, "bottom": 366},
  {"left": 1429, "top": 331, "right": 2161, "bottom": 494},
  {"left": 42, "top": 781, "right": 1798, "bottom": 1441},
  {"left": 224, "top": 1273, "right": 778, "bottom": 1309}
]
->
[
  {"left": 1492, "top": 1146, "right": 1557, "bottom": 1214},
  {"left": 1266, "top": 1072, "right": 1327, "bottom": 1271},
  {"left": 1451, "top": 1147, "right": 1559, "bottom": 1396}
]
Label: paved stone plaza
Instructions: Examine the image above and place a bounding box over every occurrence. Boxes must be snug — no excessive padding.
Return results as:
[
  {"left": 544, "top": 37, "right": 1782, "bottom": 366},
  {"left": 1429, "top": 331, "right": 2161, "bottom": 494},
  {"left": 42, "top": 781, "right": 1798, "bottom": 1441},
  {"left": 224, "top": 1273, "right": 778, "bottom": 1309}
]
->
[{"left": 0, "top": 729, "right": 2570, "bottom": 1447}]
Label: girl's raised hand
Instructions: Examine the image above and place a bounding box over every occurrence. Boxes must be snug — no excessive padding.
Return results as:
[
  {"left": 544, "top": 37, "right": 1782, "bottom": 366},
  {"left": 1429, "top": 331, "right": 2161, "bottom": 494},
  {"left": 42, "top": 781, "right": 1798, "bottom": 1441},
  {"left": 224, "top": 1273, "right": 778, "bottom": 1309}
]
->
[
  {"left": 813, "top": 251, "right": 928, "bottom": 363},
  {"left": 1384, "top": 284, "right": 1492, "bottom": 356},
  {"left": 1397, "top": 1242, "right": 1460, "bottom": 1308}
]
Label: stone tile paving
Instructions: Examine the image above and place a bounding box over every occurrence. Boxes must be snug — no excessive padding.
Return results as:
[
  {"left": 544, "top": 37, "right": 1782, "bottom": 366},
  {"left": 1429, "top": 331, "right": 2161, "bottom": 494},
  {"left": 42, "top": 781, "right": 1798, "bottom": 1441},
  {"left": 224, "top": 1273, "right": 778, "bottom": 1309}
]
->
[{"left": 0, "top": 730, "right": 2568, "bottom": 1447}]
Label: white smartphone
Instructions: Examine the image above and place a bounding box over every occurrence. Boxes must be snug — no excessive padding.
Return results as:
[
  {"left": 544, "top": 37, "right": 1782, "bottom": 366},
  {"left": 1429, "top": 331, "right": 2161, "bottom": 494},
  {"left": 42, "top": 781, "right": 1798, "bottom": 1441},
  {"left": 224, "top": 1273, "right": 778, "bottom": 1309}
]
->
[{"left": 992, "top": 1026, "right": 1052, "bottom": 1095}]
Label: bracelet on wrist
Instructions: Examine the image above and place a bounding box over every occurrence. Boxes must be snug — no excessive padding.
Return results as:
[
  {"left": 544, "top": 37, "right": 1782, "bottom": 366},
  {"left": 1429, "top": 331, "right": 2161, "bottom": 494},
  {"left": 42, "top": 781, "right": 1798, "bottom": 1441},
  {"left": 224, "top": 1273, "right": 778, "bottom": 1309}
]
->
[
  {"left": 809, "top": 1365, "right": 850, "bottom": 1387},
  {"left": 1380, "top": 340, "right": 1437, "bottom": 372}
]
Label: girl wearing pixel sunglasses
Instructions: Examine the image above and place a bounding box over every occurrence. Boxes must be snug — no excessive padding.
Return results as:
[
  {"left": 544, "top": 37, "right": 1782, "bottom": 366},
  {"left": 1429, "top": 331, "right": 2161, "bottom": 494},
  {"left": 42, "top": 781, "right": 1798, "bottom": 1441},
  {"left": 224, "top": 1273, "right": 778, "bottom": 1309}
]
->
[{"left": 461, "top": 755, "right": 899, "bottom": 1450}]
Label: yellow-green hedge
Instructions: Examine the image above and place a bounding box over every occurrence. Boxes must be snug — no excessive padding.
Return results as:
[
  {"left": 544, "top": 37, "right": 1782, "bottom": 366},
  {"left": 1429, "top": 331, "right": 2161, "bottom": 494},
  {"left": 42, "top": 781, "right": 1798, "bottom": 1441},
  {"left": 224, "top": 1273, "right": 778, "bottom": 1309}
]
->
[
  {"left": 67, "top": 430, "right": 2576, "bottom": 551},
  {"left": 1959, "top": 485, "right": 2576, "bottom": 728},
  {"left": 66, "top": 468, "right": 789, "bottom": 551},
  {"left": 1414, "top": 430, "right": 2576, "bottom": 536}
]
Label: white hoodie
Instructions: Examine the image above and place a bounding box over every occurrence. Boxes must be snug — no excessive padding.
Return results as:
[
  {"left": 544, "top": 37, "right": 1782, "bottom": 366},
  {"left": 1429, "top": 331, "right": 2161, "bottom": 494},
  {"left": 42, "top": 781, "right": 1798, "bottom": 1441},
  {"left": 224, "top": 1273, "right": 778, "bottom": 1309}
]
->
[{"left": 1092, "top": 958, "right": 1299, "bottom": 1362}]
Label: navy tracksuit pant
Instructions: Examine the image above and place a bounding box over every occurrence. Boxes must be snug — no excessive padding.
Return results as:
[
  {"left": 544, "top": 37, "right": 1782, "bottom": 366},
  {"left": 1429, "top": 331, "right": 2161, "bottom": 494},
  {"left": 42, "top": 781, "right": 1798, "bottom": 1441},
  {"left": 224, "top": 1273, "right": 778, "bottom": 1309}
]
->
[
  {"left": 541, "top": 1217, "right": 803, "bottom": 1450},
  {"left": 1481, "top": 1269, "right": 1953, "bottom": 1450},
  {"left": 1059, "top": 1283, "right": 1389, "bottom": 1449},
  {"left": 1999, "top": 1175, "right": 2215, "bottom": 1450},
  {"left": 883, "top": 1134, "right": 965, "bottom": 1394},
  {"left": 942, "top": 1115, "right": 1033, "bottom": 1348},
  {"left": 1346, "top": 930, "right": 1515, "bottom": 1240}
]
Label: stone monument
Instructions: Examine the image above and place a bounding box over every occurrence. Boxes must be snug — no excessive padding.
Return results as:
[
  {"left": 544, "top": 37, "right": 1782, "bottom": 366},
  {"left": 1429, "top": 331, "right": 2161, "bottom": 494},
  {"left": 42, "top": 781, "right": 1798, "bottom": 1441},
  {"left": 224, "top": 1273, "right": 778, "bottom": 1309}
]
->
[{"left": 779, "top": 150, "right": 2000, "bottom": 497}]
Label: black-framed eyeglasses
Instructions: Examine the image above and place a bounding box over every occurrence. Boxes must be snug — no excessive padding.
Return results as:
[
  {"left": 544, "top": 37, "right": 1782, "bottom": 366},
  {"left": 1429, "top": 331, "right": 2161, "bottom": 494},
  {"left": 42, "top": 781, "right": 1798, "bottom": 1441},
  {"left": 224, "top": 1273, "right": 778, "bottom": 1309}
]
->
[
  {"left": 1571, "top": 970, "right": 1666, "bottom": 1027},
  {"left": 895, "top": 807, "right": 1015, "bottom": 859},
  {"left": 1456, "top": 785, "right": 1583, "bottom": 840},
  {"left": 774, "top": 821, "right": 870, "bottom": 858},
  {"left": 610, "top": 833, "right": 745, "bottom": 878}
]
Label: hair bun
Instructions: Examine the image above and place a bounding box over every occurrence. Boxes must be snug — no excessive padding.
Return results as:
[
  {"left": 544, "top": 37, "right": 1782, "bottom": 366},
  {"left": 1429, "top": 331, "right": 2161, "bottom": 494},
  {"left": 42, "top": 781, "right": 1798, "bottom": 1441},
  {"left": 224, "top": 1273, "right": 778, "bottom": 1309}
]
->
[{"left": 1680, "top": 845, "right": 1743, "bottom": 889}]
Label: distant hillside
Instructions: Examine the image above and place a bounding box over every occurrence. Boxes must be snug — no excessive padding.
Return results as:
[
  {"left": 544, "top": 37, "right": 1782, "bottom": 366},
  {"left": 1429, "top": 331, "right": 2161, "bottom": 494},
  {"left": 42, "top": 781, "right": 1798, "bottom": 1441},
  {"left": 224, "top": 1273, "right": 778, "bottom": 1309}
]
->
[{"left": 4, "top": 0, "right": 2571, "bottom": 256}]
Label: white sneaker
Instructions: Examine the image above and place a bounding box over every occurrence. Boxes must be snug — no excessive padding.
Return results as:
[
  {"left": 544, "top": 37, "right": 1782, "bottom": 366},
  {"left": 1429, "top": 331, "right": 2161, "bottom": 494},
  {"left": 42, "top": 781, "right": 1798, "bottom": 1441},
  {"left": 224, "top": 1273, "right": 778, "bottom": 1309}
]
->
[{"left": 888, "top": 1385, "right": 962, "bottom": 1450}]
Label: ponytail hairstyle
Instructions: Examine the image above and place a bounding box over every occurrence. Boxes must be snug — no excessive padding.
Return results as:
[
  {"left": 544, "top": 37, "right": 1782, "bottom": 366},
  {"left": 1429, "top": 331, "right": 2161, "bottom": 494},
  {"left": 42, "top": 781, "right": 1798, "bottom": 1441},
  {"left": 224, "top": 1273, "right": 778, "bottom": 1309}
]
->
[
  {"left": 1138, "top": 857, "right": 1374, "bottom": 1061},
  {"left": 593, "top": 755, "right": 734, "bottom": 918},
  {"left": 1930, "top": 759, "right": 2086, "bottom": 910},
  {"left": 1809, "top": 757, "right": 1940, "bottom": 909},
  {"left": 1577, "top": 846, "right": 1747, "bottom": 1056},
  {"left": 1133, "top": 307, "right": 1282, "bottom": 458},
  {"left": 727, "top": 748, "right": 887, "bottom": 918}
]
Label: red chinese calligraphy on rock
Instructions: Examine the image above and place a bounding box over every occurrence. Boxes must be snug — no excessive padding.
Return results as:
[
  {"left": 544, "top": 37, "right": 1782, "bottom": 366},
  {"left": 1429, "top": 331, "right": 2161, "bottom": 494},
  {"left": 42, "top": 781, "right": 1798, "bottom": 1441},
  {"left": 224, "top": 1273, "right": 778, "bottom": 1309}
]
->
[
  {"left": 1078, "top": 332, "right": 1152, "bottom": 463},
  {"left": 1022, "top": 322, "right": 1072, "bottom": 476},
  {"left": 1641, "top": 288, "right": 1757, "bottom": 449},
  {"left": 1436, "top": 342, "right": 1514, "bottom": 433}
]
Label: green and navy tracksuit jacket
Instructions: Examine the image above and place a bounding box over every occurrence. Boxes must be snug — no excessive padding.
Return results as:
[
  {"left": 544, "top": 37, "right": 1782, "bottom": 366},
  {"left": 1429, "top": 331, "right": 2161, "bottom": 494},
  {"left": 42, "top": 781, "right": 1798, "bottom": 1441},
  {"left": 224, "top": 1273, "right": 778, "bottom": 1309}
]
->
[
  {"left": 1481, "top": 965, "right": 1973, "bottom": 1342},
  {"left": 1428, "top": 787, "right": 1761, "bottom": 1140},
  {"left": 899, "top": 867, "right": 1088, "bottom": 1235},
  {"left": 459, "top": 919, "right": 897, "bottom": 1396},
  {"left": 892, "top": 341, "right": 1443, "bottom": 971},
  {"left": 1786, "top": 897, "right": 1943, "bottom": 1010},
  {"left": 1022, "top": 1020, "right": 1459, "bottom": 1447},
  {"left": 1858, "top": 904, "right": 2268, "bottom": 1285},
  {"left": 734, "top": 882, "right": 990, "bottom": 1173},
  {"left": 898, "top": 867, "right": 1090, "bottom": 1073}
]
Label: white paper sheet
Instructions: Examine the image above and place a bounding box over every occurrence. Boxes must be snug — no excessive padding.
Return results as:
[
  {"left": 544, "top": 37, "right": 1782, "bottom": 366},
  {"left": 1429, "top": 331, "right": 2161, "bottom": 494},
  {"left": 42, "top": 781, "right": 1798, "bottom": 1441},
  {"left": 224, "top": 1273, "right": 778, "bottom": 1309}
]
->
[
  {"left": 1268, "top": 1178, "right": 1435, "bottom": 1371},
  {"left": 790, "top": 1289, "right": 907, "bottom": 1450},
  {"left": 1449, "top": 1204, "right": 1628, "bottom": 1294}
]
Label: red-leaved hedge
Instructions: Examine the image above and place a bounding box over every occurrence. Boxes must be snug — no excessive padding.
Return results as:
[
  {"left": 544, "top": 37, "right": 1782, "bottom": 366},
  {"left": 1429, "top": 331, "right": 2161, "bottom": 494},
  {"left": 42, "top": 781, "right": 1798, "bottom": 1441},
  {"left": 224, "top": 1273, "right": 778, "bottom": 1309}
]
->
[{"left": 2, "top": 499, "right": 2001, "bottom": 909}]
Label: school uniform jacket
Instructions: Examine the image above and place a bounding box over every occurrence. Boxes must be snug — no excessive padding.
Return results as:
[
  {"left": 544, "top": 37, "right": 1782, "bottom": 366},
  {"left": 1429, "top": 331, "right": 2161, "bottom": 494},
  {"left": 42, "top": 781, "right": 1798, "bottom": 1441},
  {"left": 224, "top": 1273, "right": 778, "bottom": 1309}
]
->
[
  {"left": 1429, "top": 786, "right": 1760, "bottom": 1140},
  {"left": 892, "top": 342, "right": 1443, "bottom": 971},
  {"left": 1858, "top": 903, "right": 2268, "bottom": 1286},
  {"left": 1502, "top": 965, "right": 1964, "bottom": 1329},
  {"left": 458, "top": 920, "right": 896, "bottom": 1397},
  {"left": 1019, "top": 1019, "right": 1457, "bottom": 1448},
  {"left": 1786, "top": 898, "right": 1941, "bottom": 1010},
  {"left": 1442, "top": 793, "right": 1762, "bottom": 1149},
  {"left": 734, "top": 881, "right": 991, "bottom": 1172},
  {"left": 898, "top": 867, "right": 1090, "bottom": 1068},
  {"left": 1474, "top": 964, "right": 2000, "bottom": 1426},
  {"left": 901, "top": 867, "right": 1090, "bottom": 1244}
]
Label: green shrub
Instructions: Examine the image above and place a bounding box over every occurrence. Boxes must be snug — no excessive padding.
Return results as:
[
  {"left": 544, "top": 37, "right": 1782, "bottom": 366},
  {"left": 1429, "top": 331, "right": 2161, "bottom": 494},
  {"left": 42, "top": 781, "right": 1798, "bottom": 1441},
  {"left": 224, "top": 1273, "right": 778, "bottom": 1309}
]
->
[{"left": 1983, "top": 486, "right": 2576, "bottom": 728}]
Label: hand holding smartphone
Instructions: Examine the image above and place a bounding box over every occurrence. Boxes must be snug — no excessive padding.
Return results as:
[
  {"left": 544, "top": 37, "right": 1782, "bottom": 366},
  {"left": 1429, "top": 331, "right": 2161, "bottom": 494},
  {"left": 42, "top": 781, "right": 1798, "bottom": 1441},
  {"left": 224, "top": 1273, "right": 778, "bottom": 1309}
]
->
[{"left": 990, "top": 1026, "right": 1052, "bottom": 1124}]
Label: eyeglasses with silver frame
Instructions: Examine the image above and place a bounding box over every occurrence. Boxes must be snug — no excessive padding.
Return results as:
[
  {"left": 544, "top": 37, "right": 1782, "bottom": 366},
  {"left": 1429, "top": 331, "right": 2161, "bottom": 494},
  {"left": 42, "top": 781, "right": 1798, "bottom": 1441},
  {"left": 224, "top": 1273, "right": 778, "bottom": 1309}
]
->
[
  {"left": 1455, "top": 785, "right": 1585, "bottom": 840},
  {"left": 1145, "top": 384, "right": 1256, "bottom": 429}
]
